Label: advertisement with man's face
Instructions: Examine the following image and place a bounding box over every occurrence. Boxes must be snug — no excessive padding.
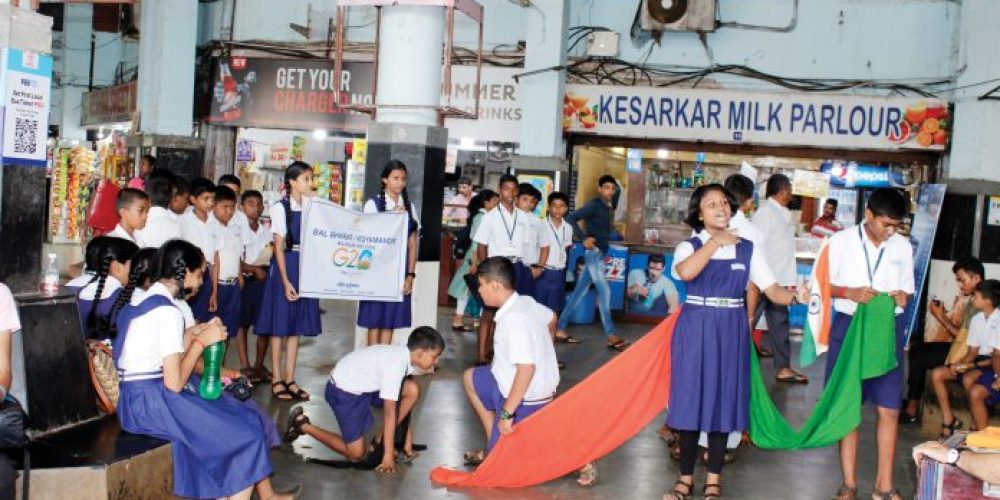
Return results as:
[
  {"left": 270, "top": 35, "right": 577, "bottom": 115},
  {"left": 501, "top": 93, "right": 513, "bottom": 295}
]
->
[{"left": 626, "top": 252, "right": 683, "bottom": 317}]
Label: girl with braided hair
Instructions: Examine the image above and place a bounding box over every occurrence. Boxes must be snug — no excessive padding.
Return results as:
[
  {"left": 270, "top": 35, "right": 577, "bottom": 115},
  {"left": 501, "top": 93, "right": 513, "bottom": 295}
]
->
[
  {"left": 103, "top": 247, "right": 159, "bottom": 338},
  {"left": 66, "top": 237, "right": 107, "bottom": 290},
  {"left": 114, "top": 240, "right": 298, "bottom": 500},
  {"left": 256, "top": 162, "right": 321, "bottom": 402},
  {"left": 75, "top": 236, "right": 138, "bottom": 340},
  {"left": 357, "top": 160, "right": 420, "bottom": 346}
]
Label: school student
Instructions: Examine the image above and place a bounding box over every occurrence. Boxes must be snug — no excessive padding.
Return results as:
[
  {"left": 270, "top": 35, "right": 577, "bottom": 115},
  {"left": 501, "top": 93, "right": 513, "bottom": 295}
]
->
[
  {"left": 357, "top": 160, "right": 420, "bottom": 346},
  {"left": 462, "top": 257, "right": 560, "bottom": 461},
  {"left": 207, "top": 186, "right": 245, "bottom": 344},
  {"left": 535, "top": 192, "right": 574, "bottom": 337},
  {"left": 238, "top": 190, "right": 272, "bottom": 383},
  {"left": 0, "top": 281, "right": 19, "bottom": 500},
  {"left": 114, "top": 240, "right": 297, "bottom": 500},
  {"left": 135, "top": 173, "right": 182, "bottom": 248},
  {"left": 471, "top": 175, "right": 533, "bottom": 365},
  {"left": 556, "top": 175, "right": 629, "bottom": 351},
  {"left": 284, "top": 326, "right": 444, "bottom": 473},
  {"left": 825, "top": 188, "right": 914, "bottom": 500},
  {"left": 169, "top": 176, "right": 191, "bottom": 217},
  {"left": 75, "top": 236, "right": 139, "bottom": 340},
  {"left": 257, "top": 162, "right": 322, "bottom": 402},
  {"left": 182, "top": 178, "right": 220, "bottom": 323},
  {"left": 516, "top": 183, "right": 549, "bottom": 298},
  {"left": 931, "top": 279, "right": 1000, "bottom": 434},
  {"left": 664, "top": 184, "right": 799, "bottom": 500},
  {"left": 969, "top": 281, "right": 1000, "bottom": 432},
  {"left": 218, "top": 174, "right": 250, "bottom": 234},
  {"left": 107, "top": 188, "right": 150, "bottom": 243}
]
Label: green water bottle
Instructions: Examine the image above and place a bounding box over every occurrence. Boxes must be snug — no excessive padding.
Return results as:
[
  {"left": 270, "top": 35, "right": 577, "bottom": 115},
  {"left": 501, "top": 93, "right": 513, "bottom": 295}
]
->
[{"left": 198, "top": 342, "right": 225, "bottom": 400}]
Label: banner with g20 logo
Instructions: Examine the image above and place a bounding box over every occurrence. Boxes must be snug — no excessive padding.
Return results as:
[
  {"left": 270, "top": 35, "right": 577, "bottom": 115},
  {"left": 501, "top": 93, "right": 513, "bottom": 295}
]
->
[{"left": 298, "top": 199, "right": 408, "bottom": 301}]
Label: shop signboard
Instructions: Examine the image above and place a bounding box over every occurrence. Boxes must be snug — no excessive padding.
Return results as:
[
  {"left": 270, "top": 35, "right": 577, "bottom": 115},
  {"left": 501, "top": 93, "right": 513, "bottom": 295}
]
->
[
  {"left": 81, "top": 81, "right": 136, "bottom": 126},
  {"left": 1, "top": 48, "right": 52, "bottom": 167},
  {"left": 819, "top": 161, "right": 906, "bottom": 188},
  {"left": 563, "top": 84, "right": 950, "bottom": 151},
  {"left": 445, "top": 65, "right": 522, "bottom": 143},
  {"left": 207, "top": 57, "right": 374, "bottom": 132},
  {"left": 988, "top": 196, "right": 1000, "bottom": 226},
  {"left": 902, "top": 183, "right": 947, "bottom": 345}
]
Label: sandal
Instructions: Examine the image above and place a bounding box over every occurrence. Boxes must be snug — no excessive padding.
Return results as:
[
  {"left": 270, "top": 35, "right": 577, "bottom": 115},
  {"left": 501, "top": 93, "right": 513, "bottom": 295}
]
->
[
  {"left": 663, "top": 479, "right": 694, "bottom": 500},
  {"left": 871, "top": 489, "right": 903, "bottom": 500},
  {"left": 576, "top": 462, "right": 598, "bottom": 487},
  {"left": 606, "top": 339, "right": 630, "bottom": 352},
  {"left": 463, "top": 449, "right": 485, "bottom": 466},
  {"left": 657, "top": 426, "right": 678, "bottom": 446},
  {"left": 286, "top": 380, "right": 311, "bottom": 401},
  {"left": 555, "top": 332, "right": 581, "bottom": 344},
  {"left": 284, "top": 404, "right": 310, "bottom": 443},
  {"left": 703, "top": 483, "right": 723, "bottom": 500},
  {"left": 831, "top": 485, "right": 858, "bottom": 500},
  {"left": 397, "top": 450, "right": 421, "bottom": 464},
  {"left": 940, "top": 418, "right": 963, "bottom": 438},
  {"left": 271, "top": 380, "right": 293, "bottom": 401},
  {"left": 775, "top": 373, "right": 809, "bottom": 384}
]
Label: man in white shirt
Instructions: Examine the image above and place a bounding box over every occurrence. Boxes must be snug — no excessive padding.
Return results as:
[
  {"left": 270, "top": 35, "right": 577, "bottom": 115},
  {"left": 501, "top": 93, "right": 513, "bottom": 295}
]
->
[
  {"left": 135, "top": 174, "right": 182, "bottom": 248},
  {"left": 752, "top": 173, "right": 807, "bottom": 383},
  {"left": 824, "top": 188, "right": 914, "bottom": 500},
  {"left": 463, "top": 256, "right": 559, "bottom": 456}
]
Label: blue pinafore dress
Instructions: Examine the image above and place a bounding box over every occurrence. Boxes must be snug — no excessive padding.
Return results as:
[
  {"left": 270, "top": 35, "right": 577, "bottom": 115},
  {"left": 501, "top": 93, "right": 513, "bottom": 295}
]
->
[
  {"left": 667, "top": 237, "right": 754, "bottom": 433},
  {"left": 76, "top": 284, "right": 124, "bottom": 341},
  {"left": 255, "top": 199, "right": 322, "bottom": 336},
  {"left": 356, "top": 197, "right": 417, "bottom": 329},
  {"left": 114, "top": 293, "right": 277, "bottom": 499}
]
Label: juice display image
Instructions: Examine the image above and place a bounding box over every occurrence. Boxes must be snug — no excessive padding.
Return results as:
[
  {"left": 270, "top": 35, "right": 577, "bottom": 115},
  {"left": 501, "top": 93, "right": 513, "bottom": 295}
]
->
[{"left": 892, "top": 101, "right": 950, "bottom": 147}]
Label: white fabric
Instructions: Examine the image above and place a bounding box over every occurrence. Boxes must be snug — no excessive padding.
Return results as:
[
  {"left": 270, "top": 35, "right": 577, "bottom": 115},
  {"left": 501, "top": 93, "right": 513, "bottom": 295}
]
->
[
  {"left": 473, "top": 204, "right": 531, "bottom": 260},
  {"left": 671, "top": 230, "right": 776, "bottom": 291},
  {"left": 331, "top": 345, "right": 413, "bottom": 401},
  {"left": 135, "top": 206, "right": 182, "bottom": 248},
  {"left": 118, "top": 282, "right": 185, "bottom": 374},
  {"left": 362, "top": 195, "right": 421, "bottom": 230},
  {"left": 212, "top": 219, "right": 244, "bottom": 281},
  {"left": 231, "top": 209, "right": 249, "bottom": 234},
  {"left": 829, "top": 225, "right": 915, "bottom": 315},
  {"left": 520, "top": 214, "right": 548, "bottom": 266},
  {"left": 180, "top": 212, "right": 218, "bottom": 262},
  {"left": 0, "top": 283, "right": 20, "bottom": 333},
  {"left": 731, "top": 210, "right": 763, "bottom": 246},
  {"left": 751, "top": 198, "right": 797, "bottom": 286},
  {"left": 242, "top": 220, "right": 272, "bottom": 265},
  {"left": 967, "top": 309, "right": 1000, "bottom": 356},
  {"left": 491, "top": 293, "right": 559, "bottom": 401},
  {"left": 269, "top": 196, "right": 313, "bottom": 237},
  {"left": 78, "top": 276, "right": 123, "bottom": 300},
  {"left": 107, "top": 224, "right": 136, "bottom": 243},
  {"left": 541, "top": 218, "right": 573, "bottom": 269},
  {"left": 66, "top": 272, "right": 95, "bottom": 288},
  {"left": 174, "top": 297, "right": 196, "bottom": 329}
]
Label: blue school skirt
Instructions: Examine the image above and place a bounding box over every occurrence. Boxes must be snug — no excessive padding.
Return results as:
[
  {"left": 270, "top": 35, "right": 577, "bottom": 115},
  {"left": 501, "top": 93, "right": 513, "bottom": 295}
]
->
[
  {"left": 256, "top": 250, "right": 322, "bottom": 337},
  {"left": 325, "top": 381, "right": 383, "bottom": 444},
  {"left": 117, "top": 377, "right": 274, "bottom": 499},
  {"left": 357, "top": 294, "right": 412, "bottom": 329}
]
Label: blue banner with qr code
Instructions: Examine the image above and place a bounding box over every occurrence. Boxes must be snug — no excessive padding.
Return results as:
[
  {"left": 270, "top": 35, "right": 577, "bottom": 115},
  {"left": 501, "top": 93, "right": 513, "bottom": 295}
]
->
[{"left": 1, "top": 48, "right": 53, "bottom": 167}]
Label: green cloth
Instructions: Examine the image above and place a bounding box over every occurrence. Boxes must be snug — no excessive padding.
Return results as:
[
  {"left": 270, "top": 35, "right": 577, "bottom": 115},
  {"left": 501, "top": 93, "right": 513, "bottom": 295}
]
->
[{"left": 749, "top": 294, "right": 898, "bottom": 449}]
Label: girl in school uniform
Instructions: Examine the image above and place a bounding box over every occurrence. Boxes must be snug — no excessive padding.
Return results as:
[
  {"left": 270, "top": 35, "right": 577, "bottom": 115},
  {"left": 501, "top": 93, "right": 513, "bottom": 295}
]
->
[
  {"left": 357, "top": 160, "right": 420, "bottom": 346},
  {"left": 74, "top": 236, "right": 138, "bottom": 340},
  {"left": 664, "top": 184, "right": 800, "bottom": 500},
  {"left": 448, "top": 190, "right": 499, "bottom": 331},
  {"left": 257, "top": 162, "right": 322, "bottom": 402},
  {"left": 114, "top": 240, "right": 295, "bottom": 500}
]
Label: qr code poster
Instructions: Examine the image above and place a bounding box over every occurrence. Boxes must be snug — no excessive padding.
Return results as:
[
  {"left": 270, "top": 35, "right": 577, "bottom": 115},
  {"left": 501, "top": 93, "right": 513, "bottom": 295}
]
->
[{"left": 1, "top": 48, "right": 52, "bottom": 166}]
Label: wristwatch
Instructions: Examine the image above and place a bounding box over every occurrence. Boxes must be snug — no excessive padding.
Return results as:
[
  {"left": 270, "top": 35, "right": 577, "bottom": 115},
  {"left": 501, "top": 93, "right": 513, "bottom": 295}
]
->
[
  {"left": 498, "top": 408, "right": 515, "bottom": 421},
  {"left": 946, "top": 447, "right": 965, "bottom": 466}
]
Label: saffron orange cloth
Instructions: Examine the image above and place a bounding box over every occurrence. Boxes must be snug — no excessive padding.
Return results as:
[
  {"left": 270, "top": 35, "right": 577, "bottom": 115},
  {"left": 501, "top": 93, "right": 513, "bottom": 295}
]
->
[{"left": 429, "top": 311, "right": 679, "bottom": 488}]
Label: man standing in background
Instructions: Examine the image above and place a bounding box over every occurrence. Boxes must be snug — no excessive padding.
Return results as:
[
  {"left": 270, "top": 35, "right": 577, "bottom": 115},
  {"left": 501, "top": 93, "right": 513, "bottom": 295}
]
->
[
  {"left": 444, "top": 177, "right": 475, "bottom": 225},
  {"left": 811, "top": 198, "right": 845, "bottom": 239}
]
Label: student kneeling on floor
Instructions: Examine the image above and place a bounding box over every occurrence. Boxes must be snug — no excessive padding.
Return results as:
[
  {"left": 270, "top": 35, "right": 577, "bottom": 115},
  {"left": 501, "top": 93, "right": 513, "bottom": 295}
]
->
[{"left": 284, "top": 326, "right": 445, "bottom": 473}]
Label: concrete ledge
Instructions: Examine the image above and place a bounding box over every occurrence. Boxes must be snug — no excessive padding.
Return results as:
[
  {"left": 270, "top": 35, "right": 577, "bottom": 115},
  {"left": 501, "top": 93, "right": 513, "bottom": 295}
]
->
[
  {"left": 920, "top": 379, "right": 1000, "bottom": 435},
  {"left": 18, "top": 443, "right": 176, "bottom": 500}
]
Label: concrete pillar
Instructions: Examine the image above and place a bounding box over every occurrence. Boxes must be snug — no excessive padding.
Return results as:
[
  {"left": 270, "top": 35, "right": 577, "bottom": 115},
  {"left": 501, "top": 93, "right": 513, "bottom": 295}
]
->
[
  {"left": 517, "top": 0, "right": 568, "bottom": 159},
  {"left": 137, "top": 0, "right": 197, "bottom": 135},
  {"left": 946, "top": 0, "right": 1000, "bottom": 192},
  {"left": 375, "top": 6, "right": 444, "bottom": 126},
  {"left": 56, "top": 4, "right": 91, "bottom": 141}
]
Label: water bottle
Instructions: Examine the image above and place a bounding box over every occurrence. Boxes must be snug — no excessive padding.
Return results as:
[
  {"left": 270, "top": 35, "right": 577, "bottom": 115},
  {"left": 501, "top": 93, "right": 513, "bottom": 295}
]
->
[
  {"left": 198, "top": 342, "right": 225, "bottom": 400},
  {"left": 40, "top": 253, "right": 59, "bottom": 296},
  {"left": 692, "top": 163, "right": 705, "bottom": 187}
]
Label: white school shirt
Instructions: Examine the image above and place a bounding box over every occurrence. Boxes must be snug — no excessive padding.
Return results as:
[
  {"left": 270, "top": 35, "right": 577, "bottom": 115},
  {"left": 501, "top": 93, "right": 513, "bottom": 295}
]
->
[
  {"left": 492, "top": 293, "right": 560, "bottom": 402},
  {"left": 107, "top": 224, "right": 136, "bottom": 243},
  {"left": 331, "top": 345, "right": 413, "bottom": 401},
  {"left": 967, "top": 309, "right": 1000, "bottom": 356},
  {"left": 117, "top": 282, "right": 185, "bottom": 375},
  {"left": 540, "top": 218, "right": 574, "bottom": 270},
  {"left": 66, "top": 272, "right": 96, "bottom": 289},
  {"left": 212, "top": 218, "right": 244, "bottom": 281},
  {"left": 520, "top": 214, "right": 549, "bottom": 266},
  {"left": 829, "top": 225, "right": 915, "bottom": 316},
  {"left": 268, "top": 196, "right": 313, "bottom": 239},
  {"left": 242, "top": 220, "right": 272, "bottom": 265},
  {"left": 473, "top": 204, "right": 531, "bottom": 260},
  {"left": 231, "top": 209, "right": 249, "bottom": 234},
  {"left": 135, "top": 206, "right": 182, "bottom": 248},
  {"left": 180, "top": 212, "right": 219, "bottom": 262},
  {"left": 0, "top": 283, "right": 20, "bottom": 333},
  {"left": 362, "top": 195, "right": 421, "bottom": 230},
  {"left": 79, "top": 276, "right": 123, "bottom": 300},
  {"left": 671, "top": 230, "right": 776, "bottom": 291},
  {"left": 752, "top": 198, "right": 797, "bottom": 287}
]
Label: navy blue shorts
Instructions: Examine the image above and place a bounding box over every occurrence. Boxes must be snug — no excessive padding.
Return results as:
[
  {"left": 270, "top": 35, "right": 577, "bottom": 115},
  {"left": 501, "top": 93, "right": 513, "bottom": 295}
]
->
[
  {"left": 975, "top": 369, "right": 1000, "bottom": 406},
  {"left": 325, "top": 381, "right": 383, "bottom": 444},
  {"left": 471, "top": 366, "right": 548, "bottom": 452},
  {"left": 532, "top": 268, "right": 567, "bottom": 313},
  {"left": 239, "top": 275, "right": 267, "bottom": 329},
  {"left": 825, "top": 312, "right": 906, "bottom": 409}
]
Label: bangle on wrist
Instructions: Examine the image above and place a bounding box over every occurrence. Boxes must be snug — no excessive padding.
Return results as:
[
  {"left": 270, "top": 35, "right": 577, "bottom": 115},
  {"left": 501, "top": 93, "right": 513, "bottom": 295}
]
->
[
  {"left": 191, "top": 338, "right": 205, "bottom": 350},
  {"left": 406, "top": 272, "right": 416, "bottom": 278}
]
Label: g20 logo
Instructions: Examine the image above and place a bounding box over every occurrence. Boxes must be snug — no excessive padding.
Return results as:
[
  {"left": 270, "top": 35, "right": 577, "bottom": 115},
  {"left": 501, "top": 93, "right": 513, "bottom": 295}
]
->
[{"left": 333, "top": 248, "right": 374, "bottom": 270}]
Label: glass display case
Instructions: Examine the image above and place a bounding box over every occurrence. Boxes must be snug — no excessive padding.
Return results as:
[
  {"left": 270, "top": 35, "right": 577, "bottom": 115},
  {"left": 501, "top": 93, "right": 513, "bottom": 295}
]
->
[{"left": 642, "top": 165, "right": 694, "bottom": 246}]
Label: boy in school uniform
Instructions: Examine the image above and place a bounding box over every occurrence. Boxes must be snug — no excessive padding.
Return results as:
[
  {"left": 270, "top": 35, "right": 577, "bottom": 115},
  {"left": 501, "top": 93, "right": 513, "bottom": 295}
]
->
[
  {"left": 284, "top": 327, "right": 445, "bottom": 474},
  {"left": 535, "top": 192, "right": 575, "bottom": 340},
  {"left": 181, "top": 178, "right": 219, "bottom": 323},
  {"left": 237, "top": 190, "right": 273, "bottom": 382},
  {"left": 825, "top": 188, "right": 915, "bottom": 500},
  {"left": 107, "top": 188, "right": 150, "bottom": 243},
  {"left": 517, "top": 183, "right": 550, "bottom": 298},
  {"left": 218, "top": 174, "right": 250, "bottom": 234},
  {"left": 959, "top": 280, "right": 1000, "bottom": 432},
  {"left": 169, "top": 176, "right": 191, "bottom": 217},
  {"left": 209, "top": 186, "right": 245, "bottom": 341},
  {"left": 135, "top": 173, "right": 182, "bottom": 248},
  {"left": 471, "top": 174, "right": 538, "bottom": 365}
]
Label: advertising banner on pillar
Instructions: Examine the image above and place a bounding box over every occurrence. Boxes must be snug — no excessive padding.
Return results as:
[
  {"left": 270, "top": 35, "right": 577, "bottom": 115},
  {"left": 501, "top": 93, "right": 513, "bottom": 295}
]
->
[
  {"left": 563, "top": 84, "right": 950, "bottom": 151},
  {"left": 298, "top": 199, "right": 408, "bottom": 301},
  {"left": 206, "top": 57, "right": 374, "bottom": 132},
  {"left": 1, "top": 48, "right": 52, "bottom": 167},
  {"left": 902, "top": 183, "right": 947, "bottom": 345},
  {"left": 444, "top": 66, "right": 522, "bottom": 143},
  {"left": 81, "top": 81, "right": 137, "bottom": 126}
]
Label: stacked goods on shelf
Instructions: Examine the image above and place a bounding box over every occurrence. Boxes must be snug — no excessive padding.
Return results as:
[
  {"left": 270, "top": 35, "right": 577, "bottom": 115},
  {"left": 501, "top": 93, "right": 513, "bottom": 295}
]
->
[
  {"left": 49, "top": 149, "right": 70, "bottom": 238},
  {"left": 66, "top": 147, "right": 97, "bottom": 240}
]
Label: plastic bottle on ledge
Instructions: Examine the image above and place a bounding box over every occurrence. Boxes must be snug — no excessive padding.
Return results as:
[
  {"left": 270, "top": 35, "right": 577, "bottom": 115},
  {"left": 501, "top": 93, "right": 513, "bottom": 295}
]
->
[
  {"left": 199, "top": 341, "right": 225, "bottom": 400},
  {"left": 40, "top": 253, "right": 59, "bottom": 296}
]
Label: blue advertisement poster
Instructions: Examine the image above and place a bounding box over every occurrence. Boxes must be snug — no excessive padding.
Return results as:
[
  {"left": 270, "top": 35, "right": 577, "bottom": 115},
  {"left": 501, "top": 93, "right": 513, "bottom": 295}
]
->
[
  {"left": 566, "top": 243, "right": 628, "bottom": 310},
  {"left": 626, "top": 252, "right": 686, "bottom": 318},
  {"left": 902, "top": 184, "right": 947, "bottom": 344}
]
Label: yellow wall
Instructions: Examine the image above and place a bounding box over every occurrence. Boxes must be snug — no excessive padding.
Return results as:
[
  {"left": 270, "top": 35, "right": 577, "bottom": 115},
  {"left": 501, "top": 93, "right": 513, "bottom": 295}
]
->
[{"left": 574, "top": 146, "right": 627, "bottom": 207}]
